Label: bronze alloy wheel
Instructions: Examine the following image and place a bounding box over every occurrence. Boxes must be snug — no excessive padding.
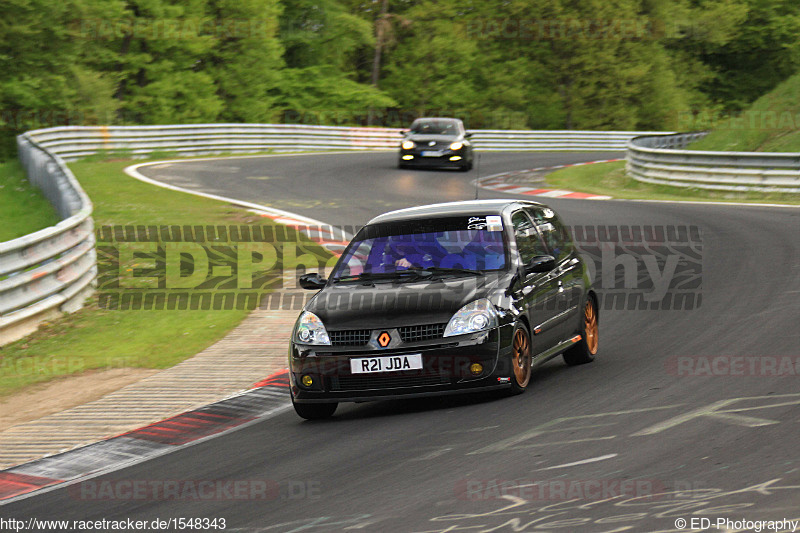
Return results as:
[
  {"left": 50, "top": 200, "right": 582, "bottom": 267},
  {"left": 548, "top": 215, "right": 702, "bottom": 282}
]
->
[
  {"left": 512, "top": 327, "right": 532, "bottom": 389},
  {"left": 563, "top": 295, "right": 599, "bottom": 366},
  {"left": 584, "top": 299, "right": 599, "bottom": 354}
]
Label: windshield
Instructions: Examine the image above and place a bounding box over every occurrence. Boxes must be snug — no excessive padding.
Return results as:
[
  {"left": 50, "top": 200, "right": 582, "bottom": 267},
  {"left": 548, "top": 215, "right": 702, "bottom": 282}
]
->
[
  {"left": 331, "top": 216, "right": 507, "bottom": 281},
  {"left": 409, "top": 120, "right": 459, "bottom": 135}
]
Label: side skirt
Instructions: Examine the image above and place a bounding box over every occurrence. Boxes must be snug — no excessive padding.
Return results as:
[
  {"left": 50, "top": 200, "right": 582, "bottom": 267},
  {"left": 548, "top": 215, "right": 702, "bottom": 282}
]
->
[{"left": 531, "top": 334, "right": 582, "bottom": 367}]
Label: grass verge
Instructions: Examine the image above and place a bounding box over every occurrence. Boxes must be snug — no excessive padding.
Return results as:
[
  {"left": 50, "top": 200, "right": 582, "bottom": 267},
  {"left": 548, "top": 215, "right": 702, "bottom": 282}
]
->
[
  {"left": 688, "top": 72, "right": 800, "bottom": 153},
  {"left": 545, "top": 161, "right": 800, "bottom": 205},
  {"left": 0, "top": 155, "right": 331, "bottom": 397},
  {"left": 0, "top": 160, "right": 60, "bottom": 242}
]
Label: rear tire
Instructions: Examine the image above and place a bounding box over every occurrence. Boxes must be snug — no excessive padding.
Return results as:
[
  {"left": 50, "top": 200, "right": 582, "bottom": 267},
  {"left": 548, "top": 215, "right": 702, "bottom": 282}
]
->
[
  {"left": 509, "top": 323, "right": 532, "bottom": 395},
  {"left": 563, "top": 295, "right": 599, "bottom": 366},
  {"left": 292, "top": 396, "right": 337, "bottom": 420}
]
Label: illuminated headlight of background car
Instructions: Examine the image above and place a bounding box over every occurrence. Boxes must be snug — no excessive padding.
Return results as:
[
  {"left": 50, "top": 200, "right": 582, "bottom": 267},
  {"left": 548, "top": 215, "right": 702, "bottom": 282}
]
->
[
  {"left": 294, "top": 311, "right": 331, "bottom": 345},
  {"left": 449, "top": 141, "right": 463, "bottom": 151},
  {"left": 443, "top": 298, "right": 498, "bottom": 337},
  {"left": 401, "top": 140, "right": 415, "bottom": 150}
]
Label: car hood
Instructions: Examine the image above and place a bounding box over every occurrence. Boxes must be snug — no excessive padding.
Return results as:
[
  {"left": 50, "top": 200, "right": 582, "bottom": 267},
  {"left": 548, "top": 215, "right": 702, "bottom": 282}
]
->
[{"left": 306, "top": 272, "right": 511, "bottom": 329}]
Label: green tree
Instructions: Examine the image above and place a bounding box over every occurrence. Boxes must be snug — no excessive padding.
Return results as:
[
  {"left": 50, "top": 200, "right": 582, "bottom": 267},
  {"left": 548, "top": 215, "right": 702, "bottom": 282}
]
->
[
  {"left": 112, "top": 0, "right": 222, "bottom": 124},
  {"left": 378, "top": 1, "right": 489, "bottom": 127},
  {"left": 204, "top": 0, "right": 285, "bottom": 123},
  {"left": 695, "top": 0, "right": 800, "bottom": 110},
  {"left": 277, "top": 0, "right": 396, "bottom": 123},
  {"left": 0, "top": 0, "right": 121, "bottom": 157}
]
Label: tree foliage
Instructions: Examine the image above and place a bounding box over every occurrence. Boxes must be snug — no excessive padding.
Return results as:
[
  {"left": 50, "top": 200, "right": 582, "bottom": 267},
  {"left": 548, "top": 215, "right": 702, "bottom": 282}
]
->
[{"left": 1, "top": 0, "right": 799, "bottom": 159}]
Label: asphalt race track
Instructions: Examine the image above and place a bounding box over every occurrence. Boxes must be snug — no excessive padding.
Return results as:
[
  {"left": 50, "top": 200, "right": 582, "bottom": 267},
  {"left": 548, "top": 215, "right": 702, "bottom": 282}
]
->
[{"left": 4, "top": 151, "right": 800, "bottom": 532}]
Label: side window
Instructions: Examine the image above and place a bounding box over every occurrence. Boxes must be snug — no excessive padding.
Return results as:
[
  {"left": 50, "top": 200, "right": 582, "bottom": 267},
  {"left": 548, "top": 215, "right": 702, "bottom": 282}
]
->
[
  {"left": 526, "top": 207, "right": 574, "bottom": 262},
  {"left": 511, "top": 211, "right": 549, "bottom": 265}
]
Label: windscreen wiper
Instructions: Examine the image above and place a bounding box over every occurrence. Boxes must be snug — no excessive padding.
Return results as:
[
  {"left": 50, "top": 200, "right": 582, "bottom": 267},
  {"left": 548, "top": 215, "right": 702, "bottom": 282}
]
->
[
  {"left": 417, "top": 267, "right": 485, "bottom": 277},
  {"left": 332, "top": 270, "right": 432, "bottom": 284}
]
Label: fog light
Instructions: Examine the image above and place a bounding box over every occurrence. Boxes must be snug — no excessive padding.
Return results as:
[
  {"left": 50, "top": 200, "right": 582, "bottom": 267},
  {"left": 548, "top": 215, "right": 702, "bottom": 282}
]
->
[
  {"left": 470, "top": 363, "right": 483, "bottom": 375},
  {"left": 449, "top": 156, "right": 462, "bottom": 161},
  {"left": 402, "top": 155, "right": 414, "bottom": 160},
  {"left": 301, "top": 375, "right": 314, "bottom": 387}
]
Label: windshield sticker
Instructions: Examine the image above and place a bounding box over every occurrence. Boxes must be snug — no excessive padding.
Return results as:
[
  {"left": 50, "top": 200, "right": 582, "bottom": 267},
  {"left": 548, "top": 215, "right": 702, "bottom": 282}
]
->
[
  {"left": 467, "top": 216, "right": 503, "bottom": 231},
  {"left": 486, "top": 216, "right": 503, "bottom": 231},
  {"left": 467, "top": 217, "right": 487, "bottom": 230},
  {"left": 542, "top": 208, "right": 555, "bottom": 218}
]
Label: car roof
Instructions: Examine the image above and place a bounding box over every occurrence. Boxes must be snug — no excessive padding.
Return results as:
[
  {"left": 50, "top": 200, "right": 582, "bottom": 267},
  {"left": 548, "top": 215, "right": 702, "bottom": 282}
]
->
[
  {"left": 411, "top": 117, "right": 462, "bottom": 123},
  {"left": 367, "top": 199, "right": 546, "bottom": 224}
]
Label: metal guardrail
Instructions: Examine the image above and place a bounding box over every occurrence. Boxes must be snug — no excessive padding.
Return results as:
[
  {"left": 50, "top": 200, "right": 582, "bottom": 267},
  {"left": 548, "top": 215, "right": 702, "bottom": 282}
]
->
[
  {"left": 0, "top": 134, "right": 96, "bottom": 345},
  {"left": 26, "top": 124, "right": 665, "bottom": 161},
  {"left": 627, "top": 133, "right": 800, "bottom": 193},
  {"left": 3, "top": 123, "right": 670, "bottom": 345}
]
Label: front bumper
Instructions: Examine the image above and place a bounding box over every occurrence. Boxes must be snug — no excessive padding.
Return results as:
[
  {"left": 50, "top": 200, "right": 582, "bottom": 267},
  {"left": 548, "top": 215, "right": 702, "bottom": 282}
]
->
[
  {"left": 290, "top": 325, "right": 512, "bottom": 403},
  {"left": 399, "top": 148, "right": 468, "bottom": 167}
]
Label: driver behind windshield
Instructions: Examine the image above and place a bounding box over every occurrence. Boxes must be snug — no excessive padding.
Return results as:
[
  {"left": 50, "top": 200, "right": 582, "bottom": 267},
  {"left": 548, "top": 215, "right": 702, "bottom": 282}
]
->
[
  {"left": 384, "top": 234, "right": 448, "bottom": 270},
  {"left": 331, "top": 218, "right": 507, "bottom": 281}
]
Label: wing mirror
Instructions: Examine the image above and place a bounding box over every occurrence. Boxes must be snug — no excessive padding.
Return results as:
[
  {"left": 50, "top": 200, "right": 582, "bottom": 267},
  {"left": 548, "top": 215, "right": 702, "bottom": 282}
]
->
[
  {"left": 525, "top": 255, "right": 556, "bottom": 274},
  {"left": 299, "top": 273, "right": 327, "bottom": 290}
]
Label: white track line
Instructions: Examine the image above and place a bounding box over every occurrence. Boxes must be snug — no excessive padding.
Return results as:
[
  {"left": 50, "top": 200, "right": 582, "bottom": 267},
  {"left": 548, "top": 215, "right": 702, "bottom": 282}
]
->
[{"left": 536, "top": 453, "right": 619, "bottom": 471}]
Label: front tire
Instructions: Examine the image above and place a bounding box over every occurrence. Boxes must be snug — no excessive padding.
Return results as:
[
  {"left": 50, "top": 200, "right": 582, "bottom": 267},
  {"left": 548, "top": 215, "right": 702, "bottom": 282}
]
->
[
  {"left": 563, "top": 295, "right": 599, "bottom": 366},
  {"left": 509, "top": 323, "right": 532, "bottom": 394},
  {"left": 292, "top": 396, "right": 337, "bottom": 420}
]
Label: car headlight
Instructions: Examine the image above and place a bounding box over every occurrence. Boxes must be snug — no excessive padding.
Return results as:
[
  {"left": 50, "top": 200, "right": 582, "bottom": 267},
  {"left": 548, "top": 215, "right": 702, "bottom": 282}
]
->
[
  {"left": 294, "top": 311, "right": 331, "bottom": 345},
  {"left": 449, "top": 141, "right": 463, "bottom": 151},
  {"left": 402, "top": 140, "right": 415, "bottom": 150},
  {"left": 443, "top": 298, "right": 498, "bottom": 337}
]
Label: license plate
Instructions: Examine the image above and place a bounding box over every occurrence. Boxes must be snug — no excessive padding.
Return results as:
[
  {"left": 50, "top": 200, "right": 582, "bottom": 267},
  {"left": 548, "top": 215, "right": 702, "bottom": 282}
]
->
[
  {"left": 350, "top": 354, "right": 423, "bottom": 374},
  {"left": 421, "top": 151, "right": 442, "bottom": 157}
]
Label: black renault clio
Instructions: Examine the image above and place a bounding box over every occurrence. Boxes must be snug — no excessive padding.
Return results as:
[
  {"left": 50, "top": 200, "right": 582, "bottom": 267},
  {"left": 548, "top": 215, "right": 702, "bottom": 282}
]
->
[{"left": 289, "top": 200, "right": 598, "bottom": 419}]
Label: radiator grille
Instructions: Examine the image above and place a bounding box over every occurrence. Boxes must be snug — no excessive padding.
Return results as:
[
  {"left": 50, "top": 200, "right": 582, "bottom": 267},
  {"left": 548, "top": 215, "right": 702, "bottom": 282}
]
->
[
  {"left": 328, "top": 329, "right": 371, "bottom": 346},
  {"left": 398, "top": 323, "right": 447, "bottom": 343}
]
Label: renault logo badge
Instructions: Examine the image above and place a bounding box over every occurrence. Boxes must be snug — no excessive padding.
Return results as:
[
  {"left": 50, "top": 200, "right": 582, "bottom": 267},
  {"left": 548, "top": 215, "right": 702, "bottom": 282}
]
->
[{"left": 378, "top": 332, "right": 391, "bottom": 347}]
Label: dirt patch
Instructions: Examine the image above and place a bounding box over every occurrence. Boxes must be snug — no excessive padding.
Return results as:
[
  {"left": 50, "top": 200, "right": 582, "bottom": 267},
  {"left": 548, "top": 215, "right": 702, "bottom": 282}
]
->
[{"left": 0, "top": 368, "right": 159, "bottom": 432}]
